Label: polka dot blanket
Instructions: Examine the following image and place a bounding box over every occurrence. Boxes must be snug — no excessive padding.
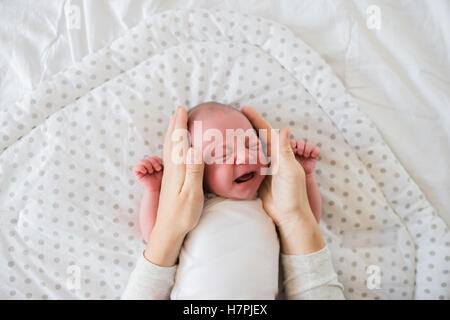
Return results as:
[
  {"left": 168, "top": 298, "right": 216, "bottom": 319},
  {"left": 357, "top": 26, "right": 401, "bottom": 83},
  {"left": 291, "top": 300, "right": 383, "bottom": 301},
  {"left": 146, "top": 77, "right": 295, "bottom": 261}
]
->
[{"left": 1, "top": 9, "right": 448, "bottom": 300}]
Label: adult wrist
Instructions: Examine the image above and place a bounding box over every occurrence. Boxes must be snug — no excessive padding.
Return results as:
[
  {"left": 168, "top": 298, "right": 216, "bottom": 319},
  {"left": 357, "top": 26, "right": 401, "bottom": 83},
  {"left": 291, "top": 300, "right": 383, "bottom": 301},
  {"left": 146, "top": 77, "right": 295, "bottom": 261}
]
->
[
  {"left": 143, "top": 223, "right": 187, "bottom": 267},
  {"left": 277, "top": 213, "right": 325, "bottom": 255},
  {"left": 275, "top": 206, "right": 315, "bottom": 230}
]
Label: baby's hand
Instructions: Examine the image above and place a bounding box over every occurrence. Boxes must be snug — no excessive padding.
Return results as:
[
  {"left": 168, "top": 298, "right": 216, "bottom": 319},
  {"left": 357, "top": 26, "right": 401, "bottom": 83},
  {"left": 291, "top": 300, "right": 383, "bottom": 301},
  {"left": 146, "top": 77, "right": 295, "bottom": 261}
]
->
[
  {"left": 290, "top": 139, "right": 320, "bottom": 175},
  {"left": 133, "top": 156, "right": 164, "bottom": 192}
]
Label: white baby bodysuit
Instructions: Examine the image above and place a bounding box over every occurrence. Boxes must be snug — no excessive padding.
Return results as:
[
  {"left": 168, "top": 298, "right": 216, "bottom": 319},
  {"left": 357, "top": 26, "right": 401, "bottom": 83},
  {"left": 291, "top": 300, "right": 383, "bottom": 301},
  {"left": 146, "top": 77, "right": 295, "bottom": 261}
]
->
[{"left": 170, "top": 194, "right": 280, "bottom": 300}]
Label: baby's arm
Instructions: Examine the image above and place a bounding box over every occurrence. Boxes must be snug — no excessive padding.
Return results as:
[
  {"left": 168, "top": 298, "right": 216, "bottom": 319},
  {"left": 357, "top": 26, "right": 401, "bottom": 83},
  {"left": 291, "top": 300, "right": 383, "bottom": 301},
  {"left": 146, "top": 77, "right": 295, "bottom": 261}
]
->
[
  {"left": 133, "top": 156, "right": 164, "bottom": 243},
  {"left": 290, "top": 139, "right": 322, "bottom": 222}
]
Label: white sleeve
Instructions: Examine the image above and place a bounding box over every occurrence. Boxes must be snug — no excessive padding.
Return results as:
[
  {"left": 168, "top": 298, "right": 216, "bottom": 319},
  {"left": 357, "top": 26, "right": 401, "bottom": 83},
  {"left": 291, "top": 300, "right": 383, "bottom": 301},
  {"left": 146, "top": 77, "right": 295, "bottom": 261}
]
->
[
  {"left": 121, "top": 251, "right": 178, "bottom": 300},
  {"left": 281, "top": 245, "right": 345, "bottom": 300}
]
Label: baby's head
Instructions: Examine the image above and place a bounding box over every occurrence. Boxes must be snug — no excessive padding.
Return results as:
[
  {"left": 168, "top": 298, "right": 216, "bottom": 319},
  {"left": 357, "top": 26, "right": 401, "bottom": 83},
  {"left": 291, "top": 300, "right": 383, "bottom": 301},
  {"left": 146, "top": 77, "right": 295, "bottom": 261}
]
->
[{"left": 187, "top": 102, "right": 268, "bottom": 200}]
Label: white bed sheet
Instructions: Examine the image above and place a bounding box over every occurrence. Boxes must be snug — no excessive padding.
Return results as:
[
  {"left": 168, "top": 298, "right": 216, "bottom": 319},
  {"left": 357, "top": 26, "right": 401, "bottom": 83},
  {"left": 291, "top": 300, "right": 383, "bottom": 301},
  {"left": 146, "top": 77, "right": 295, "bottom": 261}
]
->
[
  {"left": 1, "top": 0, "right": 448, "bottom": 227},
  {"left": 3, "top": 6, "right": 448, "bottom": 300}
]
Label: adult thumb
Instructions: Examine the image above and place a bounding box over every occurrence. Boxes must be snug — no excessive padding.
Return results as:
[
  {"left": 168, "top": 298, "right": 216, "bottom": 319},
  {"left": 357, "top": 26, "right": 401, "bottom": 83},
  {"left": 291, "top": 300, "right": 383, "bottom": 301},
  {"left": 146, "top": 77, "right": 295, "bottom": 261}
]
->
[
  {"left": 183, "top": 147, "right": 204, "bottom": 191},
  {"left": 279, "top": 128, "right": 294, "bottom": 157},
  {"left": 269, "top": 127, "right": 294, "bottom": 175}
]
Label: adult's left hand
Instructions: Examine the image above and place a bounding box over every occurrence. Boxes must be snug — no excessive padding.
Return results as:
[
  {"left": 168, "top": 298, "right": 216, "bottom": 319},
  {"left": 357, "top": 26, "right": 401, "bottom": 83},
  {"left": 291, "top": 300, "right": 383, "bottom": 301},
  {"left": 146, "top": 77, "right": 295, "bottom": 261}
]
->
[{"left": 144, "top": 106, "right": 205, "bottom": 266}]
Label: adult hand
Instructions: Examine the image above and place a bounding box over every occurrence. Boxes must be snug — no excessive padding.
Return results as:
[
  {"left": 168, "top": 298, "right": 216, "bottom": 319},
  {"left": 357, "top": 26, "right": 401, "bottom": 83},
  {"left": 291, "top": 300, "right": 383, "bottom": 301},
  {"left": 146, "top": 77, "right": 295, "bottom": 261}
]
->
[
  {"left": 241, "top": 106, "right": 325, "bottom": 255},
  {"left": 144, "top": 106, "right": 205, "bottom": 266}
]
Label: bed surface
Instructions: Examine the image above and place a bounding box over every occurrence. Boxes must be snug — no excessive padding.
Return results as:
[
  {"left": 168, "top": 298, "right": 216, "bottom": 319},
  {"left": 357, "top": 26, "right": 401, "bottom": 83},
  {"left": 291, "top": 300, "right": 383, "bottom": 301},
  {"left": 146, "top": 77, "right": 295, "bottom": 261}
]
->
[
  {"left": 1, "top": 0, "right": 448, "bottom": 225},
  {"left": 0, "top": 1, "right": 448, "bottom": 300}
]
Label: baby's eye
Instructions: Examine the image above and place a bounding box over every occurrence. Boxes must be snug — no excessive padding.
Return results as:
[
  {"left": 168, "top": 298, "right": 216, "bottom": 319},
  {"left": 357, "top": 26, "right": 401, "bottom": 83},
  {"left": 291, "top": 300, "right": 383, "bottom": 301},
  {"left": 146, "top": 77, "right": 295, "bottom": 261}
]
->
[
  {"left": 221, "top": 147, "right": 233, "bottom": 158},
  {"left": 245, "top": 134, "right": 260, "bottom": 148},
  {"left": 209, "top": 146, "right": 232, "bottom": 161}
]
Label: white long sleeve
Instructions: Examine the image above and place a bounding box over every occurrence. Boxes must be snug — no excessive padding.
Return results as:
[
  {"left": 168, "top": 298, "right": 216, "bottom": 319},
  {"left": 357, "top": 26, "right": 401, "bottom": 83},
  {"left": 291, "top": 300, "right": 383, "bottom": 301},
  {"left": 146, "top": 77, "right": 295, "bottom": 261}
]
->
[
  {"left": 281, "top": 245, "right": 345, "bottom": 299},
  {"left": 121, "top": 251, "right": 177, "bottom": 300},
  {"left": 122, "top": 246, "right": 344, "bottom": 300}
]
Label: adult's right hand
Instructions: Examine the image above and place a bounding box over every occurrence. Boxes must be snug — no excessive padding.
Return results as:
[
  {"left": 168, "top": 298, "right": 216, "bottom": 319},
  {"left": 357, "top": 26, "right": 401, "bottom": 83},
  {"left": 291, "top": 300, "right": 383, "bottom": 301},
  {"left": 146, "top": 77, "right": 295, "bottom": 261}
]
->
[{"left": 242, "top": 106, "right": 325, "bottom": 255}]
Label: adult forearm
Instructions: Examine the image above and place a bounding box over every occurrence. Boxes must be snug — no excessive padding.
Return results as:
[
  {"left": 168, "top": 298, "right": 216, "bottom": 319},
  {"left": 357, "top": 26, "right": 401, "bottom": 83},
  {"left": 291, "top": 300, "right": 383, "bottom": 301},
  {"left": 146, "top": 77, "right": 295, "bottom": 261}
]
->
[
  {"left": 139, "top": 190, "right": 160, "bottom": 243},
  {"left": 277, "top": 212, "right": 326, "bottom": 255},
  {"left": 305, "top": 173, "right": 322, "bottom": 222},
  {"left": 144, "top": 223, "right": 187, "bottom": 267}
]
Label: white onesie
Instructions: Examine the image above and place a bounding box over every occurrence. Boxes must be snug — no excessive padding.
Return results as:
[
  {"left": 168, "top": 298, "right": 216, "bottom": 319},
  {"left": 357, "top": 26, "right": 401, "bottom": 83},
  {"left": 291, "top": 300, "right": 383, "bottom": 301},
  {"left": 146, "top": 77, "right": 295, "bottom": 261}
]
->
[{"left": 170, "top": 194, "right": 280, "bottom": 299}]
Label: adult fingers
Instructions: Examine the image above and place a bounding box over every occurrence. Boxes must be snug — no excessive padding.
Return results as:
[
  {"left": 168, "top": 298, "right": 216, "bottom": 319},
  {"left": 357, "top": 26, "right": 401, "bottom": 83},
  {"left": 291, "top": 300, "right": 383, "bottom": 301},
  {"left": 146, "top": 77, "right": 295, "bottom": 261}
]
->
[
  {"left": 163, "top": 106, "right": 188, "bottom": 160},
  {"left": 241, "top": 106, "right": 273, "bottom": 156},
  {"left": 163, "top": 110, "right": 176, "bottom": 164},
  {"left": 279, "top": 128, "right": 295, "bottom": 158},
  {"left": 164, "top": 107, "right": 179, "bottom": 147},
  {"left": 182, "top": 147, "right": 204, "bottom": 195},
  {"left": 271, "top": 127, "right": 295, "bottom": 173},
  {"left": 172, "top": 106, "right": 189, "bottom": 180},
  {"left": 162, "top": 106, "right": 189, "bottom": 187}
]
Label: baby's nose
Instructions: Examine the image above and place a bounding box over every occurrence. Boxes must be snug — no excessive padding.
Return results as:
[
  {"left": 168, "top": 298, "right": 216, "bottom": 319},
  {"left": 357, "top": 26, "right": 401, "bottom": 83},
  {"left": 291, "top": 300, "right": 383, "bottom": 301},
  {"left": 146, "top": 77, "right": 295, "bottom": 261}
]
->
[{"left": 234, "top": 147, "right": 249, "bottom": 165}]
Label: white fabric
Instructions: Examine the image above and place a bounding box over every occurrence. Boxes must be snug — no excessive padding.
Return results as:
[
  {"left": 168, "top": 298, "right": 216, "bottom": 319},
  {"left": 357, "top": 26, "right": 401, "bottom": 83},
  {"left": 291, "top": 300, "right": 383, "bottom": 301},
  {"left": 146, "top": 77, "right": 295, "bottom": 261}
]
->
[
  {"left": 122, "top": 251, "right": 177, "bottom": 300},
  {"left": 170, "top": 196, "right": 280, "bottom": 300},
  {"left": 281, "top": 246, "right": 345, "bottom": 300},
  {"left": 1, "top": 0, "right": 448, "bottom": 227},
  {"left": 0, "top": 6, "right": 449, "bottom": 300},
  {"left": 121, "top": 245, "right": 345, "bottom": 300}
]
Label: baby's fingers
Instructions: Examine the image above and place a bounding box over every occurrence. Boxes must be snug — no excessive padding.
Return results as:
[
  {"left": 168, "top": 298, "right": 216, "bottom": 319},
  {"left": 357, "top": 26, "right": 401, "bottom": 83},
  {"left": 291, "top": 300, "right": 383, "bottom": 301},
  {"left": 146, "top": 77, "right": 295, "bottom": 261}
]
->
[
  {"left": 140, "top": 159, "right": 154, "bottom": 174},
  {"left": 133, "top": 164, "right": 147, "bottom": 178},
  {"left": 148, "top": 156, "right": 162, "bottom": 171},
  {"left": 304, "top": 141, "right": 313, "bottom": 157},
  {"left": 154, "top": 156, "right": 163, "bottom": 165},
  {"left": 311, "top": 146, "right": 320, "bottom": 159},
  {"left": 296, "top": 139, "right": 306, "bottom": 155},
  {"left": 290, "top": 139, "right": 297, "bottom": 153}
]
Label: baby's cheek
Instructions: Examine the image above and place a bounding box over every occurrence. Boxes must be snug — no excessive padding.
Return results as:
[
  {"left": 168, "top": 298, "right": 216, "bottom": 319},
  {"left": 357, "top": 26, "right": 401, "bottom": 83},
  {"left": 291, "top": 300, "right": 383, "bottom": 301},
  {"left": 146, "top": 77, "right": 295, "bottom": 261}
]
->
[
  {"left": 253, "top": 164, "right": 268, "bottom": 188},
  {"left": 204, "top": 165, "right": 233, "bottom": 195},
  {"left": 254, "top": 173, "right": 266, "bottom": 189}
]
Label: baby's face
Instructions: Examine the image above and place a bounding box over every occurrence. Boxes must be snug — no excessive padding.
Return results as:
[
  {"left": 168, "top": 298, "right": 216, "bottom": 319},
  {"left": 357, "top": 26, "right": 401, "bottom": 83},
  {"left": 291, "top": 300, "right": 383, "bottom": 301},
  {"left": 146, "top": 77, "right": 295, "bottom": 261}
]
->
[{"left": 188, "top": 108, "right": 268, "bottom": 200}]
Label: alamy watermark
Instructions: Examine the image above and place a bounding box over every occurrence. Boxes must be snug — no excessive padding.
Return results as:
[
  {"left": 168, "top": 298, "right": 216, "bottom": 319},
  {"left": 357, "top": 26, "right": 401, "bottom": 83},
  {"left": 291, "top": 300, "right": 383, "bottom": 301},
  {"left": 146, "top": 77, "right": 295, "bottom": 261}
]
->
[
  {"left": 366, "top": 5, "right": 382, "bottom": 30},
  {"left": 66, "top": 265, "right": 81, "bottom": 290},
  {"left": 64, "top": 1, "right": 81, "bottom": 30},
  {"left": 366, "top": 264, "right": 381, "bottom": 290},
  {"left": 170, "top": 122, "right": 280, "bottom": 175}
]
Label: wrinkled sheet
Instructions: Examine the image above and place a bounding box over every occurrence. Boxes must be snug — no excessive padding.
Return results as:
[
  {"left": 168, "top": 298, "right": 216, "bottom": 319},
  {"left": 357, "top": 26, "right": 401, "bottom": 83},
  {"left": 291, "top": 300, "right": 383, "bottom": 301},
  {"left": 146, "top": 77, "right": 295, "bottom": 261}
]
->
[
  {"left": 1, "top": 0, "right": 448, "bottom": 226},
  {"left": 2, "top": 1, "right": 448, "bottom": 298}
]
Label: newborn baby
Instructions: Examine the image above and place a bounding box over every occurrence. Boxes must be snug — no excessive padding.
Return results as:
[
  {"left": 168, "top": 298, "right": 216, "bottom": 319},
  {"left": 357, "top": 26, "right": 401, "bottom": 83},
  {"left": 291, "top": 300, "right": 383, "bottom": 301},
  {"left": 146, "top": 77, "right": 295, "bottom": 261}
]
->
[{"left": 133, "top": 102, "right": 322, "bottom": 299}]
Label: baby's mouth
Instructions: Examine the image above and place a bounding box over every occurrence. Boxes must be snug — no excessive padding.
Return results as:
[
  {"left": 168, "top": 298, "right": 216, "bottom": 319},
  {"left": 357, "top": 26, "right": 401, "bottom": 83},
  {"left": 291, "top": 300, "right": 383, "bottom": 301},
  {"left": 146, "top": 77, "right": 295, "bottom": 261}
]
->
[{"left": 234, "top": 171, "right": 255, "bottom": 184}]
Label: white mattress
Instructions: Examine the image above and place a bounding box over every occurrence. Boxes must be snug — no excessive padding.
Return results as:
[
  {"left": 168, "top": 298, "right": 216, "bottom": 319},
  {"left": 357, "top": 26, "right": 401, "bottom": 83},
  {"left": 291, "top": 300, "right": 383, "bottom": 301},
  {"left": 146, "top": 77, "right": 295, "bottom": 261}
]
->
[
  {"left": 0, "top": 1, "right": 449, "bottom": 300},
  {"left": 1, "top": 0, "right": 448, "bottom": 226}
]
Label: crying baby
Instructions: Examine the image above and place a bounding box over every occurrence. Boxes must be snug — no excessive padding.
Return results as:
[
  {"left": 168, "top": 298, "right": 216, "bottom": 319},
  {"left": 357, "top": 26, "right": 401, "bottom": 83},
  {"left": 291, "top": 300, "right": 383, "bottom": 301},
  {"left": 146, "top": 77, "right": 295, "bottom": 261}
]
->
[{"left": 133, "top": 101, "right": 322, "bottom": 299}]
